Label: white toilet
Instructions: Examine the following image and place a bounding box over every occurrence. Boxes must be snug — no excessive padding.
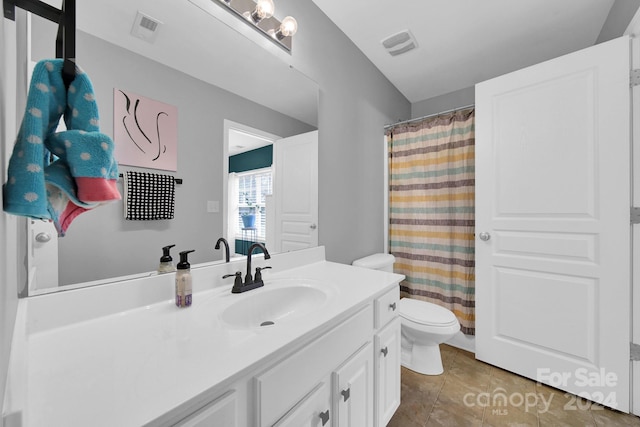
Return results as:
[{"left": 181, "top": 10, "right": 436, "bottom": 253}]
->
[{"left": 352, "top": 253, "right": 460, "bottom": 375}]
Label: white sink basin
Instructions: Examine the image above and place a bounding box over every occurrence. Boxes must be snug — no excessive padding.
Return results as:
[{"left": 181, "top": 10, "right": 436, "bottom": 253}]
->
[{"left": 221, "top": 281, "right": 332, "bottom": 328}]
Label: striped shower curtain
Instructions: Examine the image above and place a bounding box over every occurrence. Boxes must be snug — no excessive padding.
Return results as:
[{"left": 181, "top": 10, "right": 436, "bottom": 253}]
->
[{"left": 387, "top": 108, "right": 475, "bottom": 335}]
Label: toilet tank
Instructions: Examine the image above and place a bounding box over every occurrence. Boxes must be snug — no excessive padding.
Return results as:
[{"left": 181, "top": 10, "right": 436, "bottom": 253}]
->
[{"left": 352, "top": 253, "right": 395, "bottom": 273}]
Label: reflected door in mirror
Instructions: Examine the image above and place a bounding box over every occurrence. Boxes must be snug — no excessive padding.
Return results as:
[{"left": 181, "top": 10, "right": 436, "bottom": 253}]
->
[{"left": 271, "top": 130, "right": 319, "bottom": 252}]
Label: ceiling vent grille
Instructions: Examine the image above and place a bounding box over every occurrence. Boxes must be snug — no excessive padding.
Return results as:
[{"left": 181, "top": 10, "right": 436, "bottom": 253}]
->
[
  {"left": 382, "top": 30, "right": 417, "bottom": 57},
  {"left": 131, "top": 11, "right": 163, "bottom": 43}
]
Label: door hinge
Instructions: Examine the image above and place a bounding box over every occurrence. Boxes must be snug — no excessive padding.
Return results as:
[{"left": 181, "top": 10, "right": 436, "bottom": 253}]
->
[
  {"left": 632, "top": 69, "right": 640, "bottom": 87},
  {"left": 631, "top": 343, "right": 640, "bottom": 361},
  {"left": 631, "top": 207, "right": 640, "bottom": 224}
]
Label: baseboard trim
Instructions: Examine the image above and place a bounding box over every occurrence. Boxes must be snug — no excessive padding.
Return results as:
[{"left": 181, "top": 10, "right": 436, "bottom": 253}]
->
[{"left": 445, "top": 331, "right": 475, "bottom": 354}]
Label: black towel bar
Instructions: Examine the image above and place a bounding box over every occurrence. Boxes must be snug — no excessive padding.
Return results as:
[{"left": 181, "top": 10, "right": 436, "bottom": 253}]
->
[{"left": 119, "top": 173, "right": 182, "bottom": 185}]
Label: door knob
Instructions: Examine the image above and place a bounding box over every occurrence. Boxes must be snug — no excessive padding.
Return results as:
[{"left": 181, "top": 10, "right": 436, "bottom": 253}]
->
[
  {"left": 479, "top": 232, "right": 491, "bottom": 241},
  {"left": 309, "top": 223, "right": 317, "bottom": 230},
  {"left": 35, "top": 232, "right": 52, "bottom": 243}
]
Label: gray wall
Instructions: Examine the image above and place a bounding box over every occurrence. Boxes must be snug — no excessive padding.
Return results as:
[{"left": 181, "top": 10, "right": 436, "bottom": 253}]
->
[
  {"left": 597, "top": 0, "right": 640, "bottom": 43},
  {"left": 31, "top": 28, "right": 314, "bottom": 285},
  {"left": 279, "top": 0, "right": 411, "bottom": 263},
  {"left": 411, "top": 86, "right": 475, "bottom": 120}
]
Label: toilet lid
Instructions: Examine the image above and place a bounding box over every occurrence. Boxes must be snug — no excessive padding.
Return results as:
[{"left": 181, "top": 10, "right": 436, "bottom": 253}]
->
[{"left": 399, "top": 298, "right": 459, "bottom": 327}]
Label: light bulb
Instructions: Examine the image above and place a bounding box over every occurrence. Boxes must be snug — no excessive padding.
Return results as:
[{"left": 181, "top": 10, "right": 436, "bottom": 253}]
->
[
  {"left": 251, "top": 0, "right": 274, "bottom": 23},
  {"left": 279, "top": 16, "right": 297, "bottom": 37},
  {"left": 272, "top": 16, "right": 297, "bottom": 40}
]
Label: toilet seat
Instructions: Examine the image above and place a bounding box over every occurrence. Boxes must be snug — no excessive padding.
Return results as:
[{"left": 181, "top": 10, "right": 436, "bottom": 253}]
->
[{"left": 399, "top": 298, "right": 459, "bottom": 328}]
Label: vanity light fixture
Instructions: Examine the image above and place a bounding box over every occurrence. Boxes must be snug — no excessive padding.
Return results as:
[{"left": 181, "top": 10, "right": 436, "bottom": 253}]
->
[{"left": 213, "top": 0, "right": 297, "bottom": 52}]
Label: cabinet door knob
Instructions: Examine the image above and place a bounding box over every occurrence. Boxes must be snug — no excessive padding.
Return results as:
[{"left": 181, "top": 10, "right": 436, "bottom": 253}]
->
[
  {"left": 381, "top": 346, "right": 388, "bottom": 357},
  {"left": 319, "top": 409, "right": 330, "bottom": 426},
  {"left": 389, "top": 302, "right": 397, "bottom": 311},
  {"left": 341, "top": 387, "right": 350, "bottom": 402}
]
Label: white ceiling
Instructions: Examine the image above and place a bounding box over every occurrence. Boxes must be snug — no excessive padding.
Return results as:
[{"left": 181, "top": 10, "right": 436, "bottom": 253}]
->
[
  {"left": 228, "top": 128, "right": 274, "bottom": 156},
  {"left": 310, "top": 0, "right": 618, "bottom": 103}
]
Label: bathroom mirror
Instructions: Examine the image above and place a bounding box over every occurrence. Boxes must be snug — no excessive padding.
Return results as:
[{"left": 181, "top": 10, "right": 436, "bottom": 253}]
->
[{"left": 22, "top": 0, "right": 318, "bottom": 295}]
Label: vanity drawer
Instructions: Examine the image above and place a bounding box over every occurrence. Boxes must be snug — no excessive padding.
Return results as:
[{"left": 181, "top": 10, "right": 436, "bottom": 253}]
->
[
  {"left": 254, "top": 304, "right": 373, "bottom": 427},
  {"left": 375, "top": 286, "right": 399, "bottom": 329}
]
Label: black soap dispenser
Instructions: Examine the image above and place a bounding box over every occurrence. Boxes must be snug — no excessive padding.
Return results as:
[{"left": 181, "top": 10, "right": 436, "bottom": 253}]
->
[
  {"left": 175, "top": 250, "right": 195, "bottom": 308},
  {"left": 158, "top": 244, "right": 176, "bottom": 274}
]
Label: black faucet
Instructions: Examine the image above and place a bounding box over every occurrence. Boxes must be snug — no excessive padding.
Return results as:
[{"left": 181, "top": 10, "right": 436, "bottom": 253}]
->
[
  {"left": 215, "top": 237, "right": 230, "bottom": 263},
  {"left": 245, "top": 242, "right": 270, "bottom": 284},
  {"left": 223, "top": 242, "right": 271, "bottom": 293}
]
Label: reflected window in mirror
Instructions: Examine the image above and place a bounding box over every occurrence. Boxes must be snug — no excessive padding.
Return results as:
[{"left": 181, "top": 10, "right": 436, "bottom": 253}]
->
[{"left": 232, "top": 167, "right": 272, "bottom": 253}]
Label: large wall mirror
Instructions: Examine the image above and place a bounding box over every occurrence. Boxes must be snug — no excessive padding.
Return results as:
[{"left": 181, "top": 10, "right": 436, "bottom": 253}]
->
[{"left": 23, "top": 0, "right": 318, "bottom": 295}]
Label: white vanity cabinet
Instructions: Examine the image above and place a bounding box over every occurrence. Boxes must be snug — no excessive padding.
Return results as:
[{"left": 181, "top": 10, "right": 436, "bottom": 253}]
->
[
  {"left": 254, "top": 289, "right": 400, "bottom": 427},
  {"left": 8, "top": 248, "right": 406, "bottom": 427},
  {"left": 375, "top": 317, "right": 401, "bottom": 426},
  {"left": 273, "top": 381, "right": 332, "bottom": 427},
  {"left": 254, "top": 304, "right": 374, "bottom": 426},
  {"left": 374, "top": 288, "right": 401, "bottom": 427},
  {"left": 158, "top": 286, "right": 401, "bottom": 427},
  {"left": 167, "top": 378, "right": 252, "bottom": 427},
  {"left": 332, "top": 342, "right": 374, "bottom": 427},
  {"left": 269, "top": 342, "right": 375, "bottom": 427},
  {"left": 253, "top": 288, "right": 401, "bottom": 427},
  {"left": 173, "top": 390, "right": 239, "bottom": 427}
]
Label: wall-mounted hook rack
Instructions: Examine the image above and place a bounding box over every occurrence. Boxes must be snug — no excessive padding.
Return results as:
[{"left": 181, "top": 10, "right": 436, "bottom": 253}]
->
[{"left": 4, "top": 0, "right": 75, "bottom": 87}]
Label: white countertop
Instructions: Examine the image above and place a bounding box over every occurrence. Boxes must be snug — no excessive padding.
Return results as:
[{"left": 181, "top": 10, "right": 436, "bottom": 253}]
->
[{"left": 5, "top": 247, "right": 403, "bottom": 426}]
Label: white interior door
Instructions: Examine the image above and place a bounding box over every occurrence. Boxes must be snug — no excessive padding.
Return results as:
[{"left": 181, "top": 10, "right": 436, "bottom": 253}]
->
[
  {"left": 632, "top": 31, "right": 640, "bottom": 417},
  {"left": 476, "top": 36, "right": 631, "bottom": 411},
  {"left": 28, "top": 219, "right": 59, "bottom": 290},
  {"left": 272, "top": 130, "right": 319, "bottom": 252}
]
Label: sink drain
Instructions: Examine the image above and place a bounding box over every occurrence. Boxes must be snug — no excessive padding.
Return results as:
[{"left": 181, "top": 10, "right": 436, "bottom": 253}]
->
[{"left": 260, "top": 321, "right": 275, "bottom": 327}]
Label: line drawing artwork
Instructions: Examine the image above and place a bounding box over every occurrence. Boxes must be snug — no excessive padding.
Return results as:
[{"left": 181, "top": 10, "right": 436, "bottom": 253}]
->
[{"left": 113, "top": 89, "right": 178, "bottom": 171}]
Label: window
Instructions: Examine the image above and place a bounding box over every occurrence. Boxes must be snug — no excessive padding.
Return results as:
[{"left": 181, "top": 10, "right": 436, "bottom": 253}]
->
[{"left": 236, "top": 167, "right": 272, "bottom": 241}]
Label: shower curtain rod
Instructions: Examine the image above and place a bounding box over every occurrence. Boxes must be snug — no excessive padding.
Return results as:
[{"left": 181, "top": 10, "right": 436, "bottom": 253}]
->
[{"left": 383, "top": 103, "right": 475, "bottom": 129}]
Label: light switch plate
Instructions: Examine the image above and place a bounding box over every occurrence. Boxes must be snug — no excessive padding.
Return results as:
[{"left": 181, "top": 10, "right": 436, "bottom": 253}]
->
[{"left": 207, "top": 200, "right": 219, "bottom": 213}]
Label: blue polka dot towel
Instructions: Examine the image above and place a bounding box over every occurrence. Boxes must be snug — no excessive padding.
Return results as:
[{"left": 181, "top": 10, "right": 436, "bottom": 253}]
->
[{"left": 2, "top": 59, "right": 120, "bottom": 236}]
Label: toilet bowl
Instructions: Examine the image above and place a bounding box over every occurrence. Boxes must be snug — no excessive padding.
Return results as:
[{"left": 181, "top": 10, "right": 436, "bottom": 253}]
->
[
  {"left": 352, "top": 253, "right": 460, "bottom": 376},
  {"left": 399, "top": 297, "right": 460, "bottom": 375}
]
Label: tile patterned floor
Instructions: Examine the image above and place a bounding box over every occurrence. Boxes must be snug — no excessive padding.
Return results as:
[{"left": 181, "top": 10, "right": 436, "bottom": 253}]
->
[{"left": 388, "top": 344, "right": 640, "bottom": 427}]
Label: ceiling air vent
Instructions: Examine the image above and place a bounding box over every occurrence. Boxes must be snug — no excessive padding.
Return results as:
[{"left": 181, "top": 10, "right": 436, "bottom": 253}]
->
[
  {"left": 382, "top": 30, "right": 417, "bottom": 57},
  {"left": 131, "top": 11, "right": 163, "bottom": 43}
]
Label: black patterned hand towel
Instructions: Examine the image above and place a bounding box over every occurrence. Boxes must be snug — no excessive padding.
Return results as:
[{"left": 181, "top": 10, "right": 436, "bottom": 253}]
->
[{"left": 124, "top": 171, "right": 175, "bottom": 220}]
